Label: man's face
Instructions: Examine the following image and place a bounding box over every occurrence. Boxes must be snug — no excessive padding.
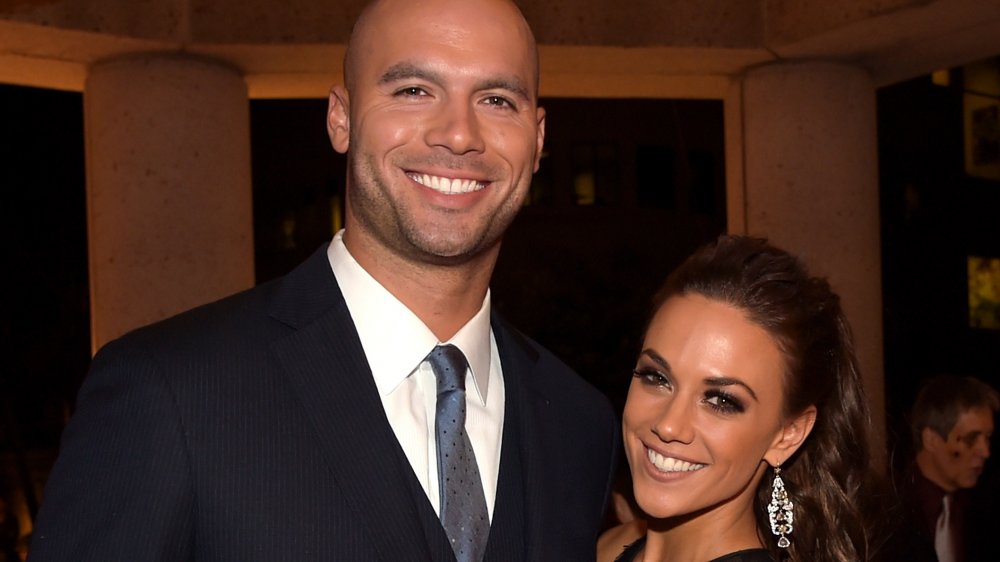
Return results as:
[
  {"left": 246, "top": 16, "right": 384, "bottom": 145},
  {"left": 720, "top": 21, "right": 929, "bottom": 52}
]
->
[
  {"left": 329, "top": 0, "right": 545, "bottom": 266},
  {"left": 924, "top": 406, "right": 994, "bottom": 491}
]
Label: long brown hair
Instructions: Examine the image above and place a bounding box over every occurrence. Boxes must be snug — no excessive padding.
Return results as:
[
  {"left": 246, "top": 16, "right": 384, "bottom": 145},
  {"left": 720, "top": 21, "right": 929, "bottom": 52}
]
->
[{"left": 654, "top": 235, "right": 882, "bottom": 561}]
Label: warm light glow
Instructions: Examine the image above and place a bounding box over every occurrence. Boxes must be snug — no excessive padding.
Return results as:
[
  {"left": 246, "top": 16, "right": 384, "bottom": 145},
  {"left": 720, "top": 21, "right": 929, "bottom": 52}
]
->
[
  {"left": 331, "top": 194, "right": 343, "bottom": 234},
  {"left": 574, "top": 172, "right": 596, "bottom": 205},
  {"left": 969, "top": 256, "right": 1000, "bottom": 329}
]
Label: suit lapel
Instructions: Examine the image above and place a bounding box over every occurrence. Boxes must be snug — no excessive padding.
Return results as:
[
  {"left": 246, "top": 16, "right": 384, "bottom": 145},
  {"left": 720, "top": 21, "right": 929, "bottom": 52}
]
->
[
  {"left": 489, "top": 316, "right": 553, "bottom": 561},
  {"left": 266, "top": 246, "right": 437, "bottom": 561}
]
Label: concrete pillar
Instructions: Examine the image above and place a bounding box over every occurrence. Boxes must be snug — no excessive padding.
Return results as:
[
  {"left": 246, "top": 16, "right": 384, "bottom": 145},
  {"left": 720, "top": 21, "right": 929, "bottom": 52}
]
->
[
  {"left": 739, "top": 62, "right": 886, "bottom": 460},
  {"left": 85, "top": 54, "right": 254, "bottom": 351}
]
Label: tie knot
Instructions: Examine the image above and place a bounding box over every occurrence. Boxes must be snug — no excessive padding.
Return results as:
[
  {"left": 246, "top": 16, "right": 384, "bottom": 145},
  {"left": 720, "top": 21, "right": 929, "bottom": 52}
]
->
[{"left": 427, "top": 344, "right": 468, "bottom": 393}]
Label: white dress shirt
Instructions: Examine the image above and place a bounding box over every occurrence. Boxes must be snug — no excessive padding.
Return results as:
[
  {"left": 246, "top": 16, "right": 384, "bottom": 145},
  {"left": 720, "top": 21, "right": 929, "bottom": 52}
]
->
[{"left": 327, "top": 230, "right": 505, "bottom": 519}]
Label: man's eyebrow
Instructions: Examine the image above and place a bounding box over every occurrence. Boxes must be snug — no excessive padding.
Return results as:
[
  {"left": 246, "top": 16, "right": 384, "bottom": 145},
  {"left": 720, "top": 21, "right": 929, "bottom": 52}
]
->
[
  {"left": 378, "top": 62, "right": 440, "bottom": 86},
  {"left": 474, "top": 77, "right": 531, "bottom": 102},
  {"left": 704, "top": 376, "right": 759, "bottom": 402}
]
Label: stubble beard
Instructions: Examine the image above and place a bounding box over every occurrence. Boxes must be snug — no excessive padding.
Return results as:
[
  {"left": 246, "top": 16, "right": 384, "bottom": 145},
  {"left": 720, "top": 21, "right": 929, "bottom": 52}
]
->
[{"left": 347, "top": 150, "right": 526, "bottom": 267}]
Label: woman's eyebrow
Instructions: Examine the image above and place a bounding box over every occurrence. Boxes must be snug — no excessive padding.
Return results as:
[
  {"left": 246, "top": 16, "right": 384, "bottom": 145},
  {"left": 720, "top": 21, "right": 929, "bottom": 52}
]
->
[
  {"left": 640, "top": 349, "right": 671, "bottom": 372},
  {"left": 704, "top": 376, "right": 758, "bottom": 401}
]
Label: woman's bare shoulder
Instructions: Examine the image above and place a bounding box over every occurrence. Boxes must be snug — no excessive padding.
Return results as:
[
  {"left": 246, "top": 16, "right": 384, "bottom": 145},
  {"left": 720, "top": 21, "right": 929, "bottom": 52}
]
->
[{"left": 597, "top": 519, "right": 647, "bottom": 562}]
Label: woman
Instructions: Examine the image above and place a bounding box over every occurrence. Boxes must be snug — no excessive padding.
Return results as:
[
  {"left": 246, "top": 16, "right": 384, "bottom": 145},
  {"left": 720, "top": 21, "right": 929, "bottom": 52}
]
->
[{"left": 599, "top": 235, "right": 882, "bottom": 562}]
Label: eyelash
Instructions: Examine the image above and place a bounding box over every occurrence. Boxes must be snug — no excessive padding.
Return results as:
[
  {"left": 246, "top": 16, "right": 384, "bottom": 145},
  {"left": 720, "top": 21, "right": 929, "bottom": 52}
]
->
[
  {"left": 632, "top": 368, "right": 746, "bottom": 414},
  {"left": 391, "top": 88, "right": 516, "bottom": 111},
  {"left": 633, "top": 367, "right": 669, "bottom": 388},
  {"left": 704, "top": 390, "right": 745, "bottom": 414},
  {"left": 394, "top": 86, "right": 428, "bottom": 97},
  {"left": 483, "top": 95, "right": 516, "bottom": 110}
]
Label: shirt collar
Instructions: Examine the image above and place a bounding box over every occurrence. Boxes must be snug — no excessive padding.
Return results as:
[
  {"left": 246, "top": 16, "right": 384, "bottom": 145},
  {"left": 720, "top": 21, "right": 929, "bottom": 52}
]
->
[{"left": 327, "top": 230, "right": 492, "bottom": 404}]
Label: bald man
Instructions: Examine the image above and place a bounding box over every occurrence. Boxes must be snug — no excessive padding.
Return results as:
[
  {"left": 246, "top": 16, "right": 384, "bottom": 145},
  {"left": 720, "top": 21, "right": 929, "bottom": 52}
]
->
[{"left": 28, "top": 0, "right": 619, "bottom": 560}]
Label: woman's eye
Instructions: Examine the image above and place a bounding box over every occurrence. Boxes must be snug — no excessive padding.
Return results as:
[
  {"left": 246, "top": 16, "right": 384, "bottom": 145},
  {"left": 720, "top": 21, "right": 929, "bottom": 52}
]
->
[
  {"left": 633, "top": 368, "right": 670, "bottom": 388},
  {"left": 704, "top": 391, "right": 745, "bottom": 414}
]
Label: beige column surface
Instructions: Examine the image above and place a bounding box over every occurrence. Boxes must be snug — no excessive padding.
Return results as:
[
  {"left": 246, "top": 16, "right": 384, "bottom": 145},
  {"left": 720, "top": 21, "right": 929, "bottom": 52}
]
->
[
  {"left": 86, "top": 54, "right": 255, "bottom": 351},
  {"left": 739, "top": 61, "right": 886, "bottom": 459}
]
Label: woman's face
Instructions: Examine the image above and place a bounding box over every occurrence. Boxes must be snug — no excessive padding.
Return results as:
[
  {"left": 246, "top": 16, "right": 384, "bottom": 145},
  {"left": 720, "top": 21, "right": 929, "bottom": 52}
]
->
[{"left": 623, "top": 294, "right": 801, "bottom": 520}]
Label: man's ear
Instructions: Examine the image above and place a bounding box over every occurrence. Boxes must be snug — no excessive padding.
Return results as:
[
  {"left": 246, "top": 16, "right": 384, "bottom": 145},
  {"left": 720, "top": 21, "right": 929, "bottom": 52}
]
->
[
  {"left": 764, "top": 405, "right": 817, "bottom": 466},
  {"left": 533, "top": 106, "right": 546, "bottom": 172},
  {"left": 922, "top": 426, "right": 947, "bottom": 452},
  {"left": 328, "top": 85, "right": 350, "bottom": 154}
]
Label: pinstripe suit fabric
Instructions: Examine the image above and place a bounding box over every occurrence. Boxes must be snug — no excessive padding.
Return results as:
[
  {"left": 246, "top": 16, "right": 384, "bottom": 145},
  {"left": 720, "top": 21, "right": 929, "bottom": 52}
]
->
[{"left": 29, "top": 244, "right": 620, "bottom": 562}]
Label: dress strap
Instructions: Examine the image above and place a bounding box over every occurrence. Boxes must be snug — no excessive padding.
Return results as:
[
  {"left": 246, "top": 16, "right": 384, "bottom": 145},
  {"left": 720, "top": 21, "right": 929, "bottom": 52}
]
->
[{"left": 614, "top": 536, "right": 646, "bottom": 562}]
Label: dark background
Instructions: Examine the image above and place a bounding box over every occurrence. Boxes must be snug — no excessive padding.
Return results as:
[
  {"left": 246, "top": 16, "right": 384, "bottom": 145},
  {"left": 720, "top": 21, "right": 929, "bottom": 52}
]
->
[
  {"left": 878, "top": 71, "right": 1000, "bottom": 471},
  {"left": 251, "top": 97, "right": 727, "bottom": 411}
]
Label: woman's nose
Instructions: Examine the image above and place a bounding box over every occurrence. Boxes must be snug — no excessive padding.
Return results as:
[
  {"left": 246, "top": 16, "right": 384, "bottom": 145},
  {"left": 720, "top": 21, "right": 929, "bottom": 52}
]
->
[{"left": 651, "top": 396, "right": 695, "bottom": 444}]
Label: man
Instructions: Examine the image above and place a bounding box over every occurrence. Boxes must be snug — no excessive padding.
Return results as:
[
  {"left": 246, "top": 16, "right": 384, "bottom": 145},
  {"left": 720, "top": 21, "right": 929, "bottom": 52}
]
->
[
  {"left": 893, "top": 375, "right": 998, "bottom": 562},
  {"left": 28, "top": 0, "right": 619, "bottom": 560}
]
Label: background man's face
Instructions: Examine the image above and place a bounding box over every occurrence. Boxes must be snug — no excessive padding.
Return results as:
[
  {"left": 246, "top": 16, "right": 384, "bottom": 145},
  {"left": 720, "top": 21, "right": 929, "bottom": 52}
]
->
[{"left": 927, "top": 406, "right": 994, "bottom": 490}]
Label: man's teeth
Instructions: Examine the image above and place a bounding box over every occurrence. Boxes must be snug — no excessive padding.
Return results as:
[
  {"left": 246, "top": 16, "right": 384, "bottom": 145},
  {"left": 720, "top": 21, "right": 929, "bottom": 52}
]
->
[
  {"left": 647, "top": 448, "right": 705, "bottom": 473},
  {"left": 410, "top": 173, "right": 486, "bottom": 194}
]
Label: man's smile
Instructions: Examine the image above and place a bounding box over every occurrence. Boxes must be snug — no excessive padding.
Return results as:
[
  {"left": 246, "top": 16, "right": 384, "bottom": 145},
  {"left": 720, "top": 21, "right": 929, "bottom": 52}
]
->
[{"left": 407, "top": 171, "right": 489, "bottom": 194}]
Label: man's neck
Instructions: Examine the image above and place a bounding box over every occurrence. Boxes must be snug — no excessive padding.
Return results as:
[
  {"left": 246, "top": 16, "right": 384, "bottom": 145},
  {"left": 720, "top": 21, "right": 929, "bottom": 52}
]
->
[
  {"left": 343, "top": 232, "right": 497, "bottom": 341},
  {"left": 915, "top": 450, "right": 957, "bottom": 493}
]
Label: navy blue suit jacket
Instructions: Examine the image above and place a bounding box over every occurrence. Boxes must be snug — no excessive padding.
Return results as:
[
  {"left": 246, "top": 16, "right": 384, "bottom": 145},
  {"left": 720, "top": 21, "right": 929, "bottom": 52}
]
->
[{"left": 29, "top": 245, "right": 620, "bottom": 561}]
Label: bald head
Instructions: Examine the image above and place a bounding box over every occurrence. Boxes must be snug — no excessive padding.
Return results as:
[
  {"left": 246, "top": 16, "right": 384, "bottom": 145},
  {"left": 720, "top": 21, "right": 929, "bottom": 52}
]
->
[{"left": 343, "top": 0, "right": 539, "bottom": 96}]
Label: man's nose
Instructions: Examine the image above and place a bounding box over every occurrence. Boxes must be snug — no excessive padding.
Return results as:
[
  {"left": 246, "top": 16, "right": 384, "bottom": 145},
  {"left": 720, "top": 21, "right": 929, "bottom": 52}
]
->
[{"left": 425, "top": 98, "right": 486, "bottom": 155}]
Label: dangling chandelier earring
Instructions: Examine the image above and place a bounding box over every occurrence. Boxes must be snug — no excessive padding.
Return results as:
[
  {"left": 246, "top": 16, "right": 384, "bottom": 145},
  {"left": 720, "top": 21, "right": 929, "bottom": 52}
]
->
[{"left": 767, "top": 466, "right": 794, "bottom": 549}]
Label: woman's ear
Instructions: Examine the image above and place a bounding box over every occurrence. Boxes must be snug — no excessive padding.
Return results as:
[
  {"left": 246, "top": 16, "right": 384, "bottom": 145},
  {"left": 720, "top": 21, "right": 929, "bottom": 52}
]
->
[
  {"left": 328, "top": 85, "right": 350, "bottom": 154},
  {"left": 765, "top": 405, "right": 817, "bottom": 466}
]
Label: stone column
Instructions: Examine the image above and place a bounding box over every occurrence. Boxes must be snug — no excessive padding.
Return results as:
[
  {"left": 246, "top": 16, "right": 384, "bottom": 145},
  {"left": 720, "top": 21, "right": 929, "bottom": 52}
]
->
[
  {"left": 85, "top": 54, "right": 254, "bottom": 351},
  {"left": 739, "top": 62, "right": 886, "bottom": 460}
]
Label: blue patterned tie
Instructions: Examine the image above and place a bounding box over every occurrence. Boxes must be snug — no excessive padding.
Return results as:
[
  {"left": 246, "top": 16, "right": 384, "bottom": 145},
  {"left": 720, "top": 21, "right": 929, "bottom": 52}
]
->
[{"left": 427, "top": 344, "right": 490, "bottom": 562}]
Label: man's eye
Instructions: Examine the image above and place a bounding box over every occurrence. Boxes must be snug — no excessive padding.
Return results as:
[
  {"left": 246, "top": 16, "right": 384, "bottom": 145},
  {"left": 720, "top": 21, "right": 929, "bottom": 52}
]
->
[
  {"left": 959, "top": 433, "right": 981, "bottom": 447},
  {"left": 483, "top": 95, "right": 514, "bottom": 109},
  {"left": 396, "top": 87, "right": 428, "bottom": 97}
]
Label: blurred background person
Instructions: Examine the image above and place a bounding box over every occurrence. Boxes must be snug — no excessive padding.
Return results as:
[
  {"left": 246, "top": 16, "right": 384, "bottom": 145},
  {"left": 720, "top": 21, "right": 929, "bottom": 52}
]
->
[{"left": 891, "top": 375, "right": 998, "bottom": 562}]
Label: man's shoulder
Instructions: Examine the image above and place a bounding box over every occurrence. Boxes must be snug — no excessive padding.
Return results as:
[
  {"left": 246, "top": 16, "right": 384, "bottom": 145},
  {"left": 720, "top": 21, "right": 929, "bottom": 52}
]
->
[
  {"left": 493, "top": 316, "right": 614, "bottom": 415},
  {"left": 86, "top": 282, "right": 284, "bottom": 390},
  {"left": 115, "top": 279, "right": 277, "bottom": 348},
  {"left": 106, "top": 245, "right": 339, "bottom": 358}
]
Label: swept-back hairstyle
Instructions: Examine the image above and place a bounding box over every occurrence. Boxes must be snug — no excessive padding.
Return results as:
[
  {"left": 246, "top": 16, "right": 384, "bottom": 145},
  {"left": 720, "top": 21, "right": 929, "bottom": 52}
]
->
[{"left": 654, "top": 235, "right": 882, "bottom": 561}]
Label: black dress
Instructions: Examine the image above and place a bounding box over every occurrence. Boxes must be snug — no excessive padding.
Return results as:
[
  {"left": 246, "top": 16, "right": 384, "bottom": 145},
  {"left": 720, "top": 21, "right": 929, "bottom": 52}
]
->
[{"left": 614, "top": 537, "right": 774, "bottom": 562}]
